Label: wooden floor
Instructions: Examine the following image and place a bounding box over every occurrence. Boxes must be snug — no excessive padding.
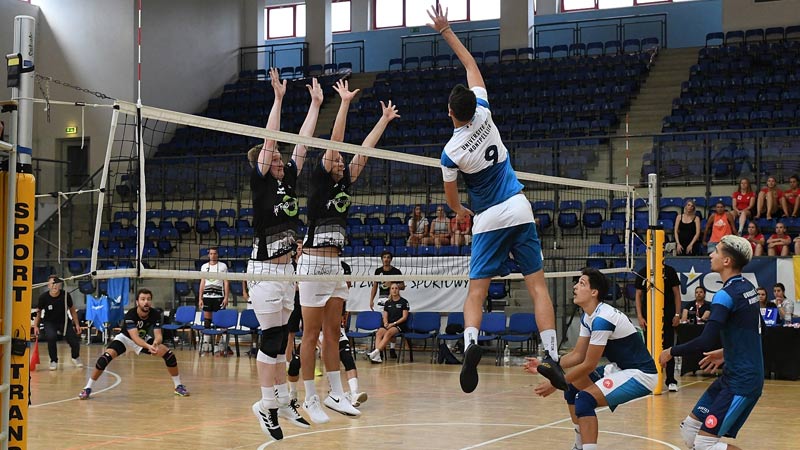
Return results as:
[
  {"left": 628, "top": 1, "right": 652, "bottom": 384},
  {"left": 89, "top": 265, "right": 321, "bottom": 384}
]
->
[{"left": 30, "top": 343, "right": 800, "bottom": 450}]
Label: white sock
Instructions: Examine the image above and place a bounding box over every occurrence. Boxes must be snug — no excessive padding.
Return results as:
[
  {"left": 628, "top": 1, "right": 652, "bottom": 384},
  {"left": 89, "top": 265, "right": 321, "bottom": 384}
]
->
[
  {"left": 540, "top": 329, "right": 558, "bottom": 361},
  {"left": 582, "top": 444, "right": 597, "bottom": 450},
  {"left": 84, "top": 378, "right": 95, "bottom": 390},
  {"left": 327, "top": 370, "right": 344, "bottom": 396},
  {"left": 304, "top": 380, "right": 317, "bottom": 401},
  {"left": 464, "top": 327, "right": 479, "bottom": 347},
  {"left": 288, "top": 380, "right": 296, "bottom": 392},
  {"left": 681, "top": 416, "right": 702, "bottom": 448},
  {"left": 171, "top": 375, "right": 182, "bottom": 387},
  {"left": 275, "top": 383, "right": 290, "bottom": 406},
  {"left": 389, "top": 342, "right": 395, "bottom": 350},
  {"left": 260, "top": 386, "right": 277, "bottom": 409},
  {"left": 348, "top": 377, "right": 359, "bottom": 394},
  {"left": 573, "top": 423, "right": 583, "bottom": 449}
]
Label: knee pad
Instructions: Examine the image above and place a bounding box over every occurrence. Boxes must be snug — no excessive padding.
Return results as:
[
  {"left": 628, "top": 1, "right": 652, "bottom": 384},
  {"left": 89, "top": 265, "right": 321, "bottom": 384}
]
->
[
  {"left": 564, "top": 384, "right": 579, "bottom": 404},
  {"left": 680, "top": 416, "right": 702, "bottom": 449},
  {"left": 95, "top": 352, "right": 113, "bottom": 371},
  {"left": 340, "top": 347, "right": 356, "bottom": 371},
  {"left": 107, "top": 339, "right": 126, "bottom": 356},
  {"left": 287, "top": 352, "right": 301, "bottom": 377},
  {"left": 278, "top": 325, "right": 289, "bottom": 355},
  {"left": 163, "top": 350, "right": 178, "bottom": 367},
  {"left": 260, "top": 326, "right": 283, "bottom": 358},
  {"left": 574, "top": 391, "right": 598, "bottom": 418},
  {"left": 693, "top": 435, "right": 726, "bottom": 450}
]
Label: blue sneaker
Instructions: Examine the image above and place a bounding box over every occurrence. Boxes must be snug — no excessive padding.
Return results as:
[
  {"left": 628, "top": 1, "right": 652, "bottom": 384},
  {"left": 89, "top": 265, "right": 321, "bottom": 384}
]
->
[
  {"left": 174, "top": 384, "right": 190, "bottom": 397},
  {"left": 78, "top": 388, "right": 92, "bottom": 400}
]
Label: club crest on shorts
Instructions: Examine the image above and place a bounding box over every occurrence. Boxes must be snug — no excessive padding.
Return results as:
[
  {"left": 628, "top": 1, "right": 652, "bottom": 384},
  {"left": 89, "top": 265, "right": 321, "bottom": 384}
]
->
[
  {"left": 705, "top": 415, "right": 718, "bottom": 429},
  {"left": 602, "top": 378, "right": 614, "bottom": 389}
]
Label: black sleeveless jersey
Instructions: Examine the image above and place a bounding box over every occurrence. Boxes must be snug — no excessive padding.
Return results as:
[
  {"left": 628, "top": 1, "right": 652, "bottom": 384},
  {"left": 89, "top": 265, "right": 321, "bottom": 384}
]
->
[
  {"left": 250, "top": 158, "right": 300, "bottom": 260},
  {"left": 304, "top": 157, "right": 351, "bottom": 249}
]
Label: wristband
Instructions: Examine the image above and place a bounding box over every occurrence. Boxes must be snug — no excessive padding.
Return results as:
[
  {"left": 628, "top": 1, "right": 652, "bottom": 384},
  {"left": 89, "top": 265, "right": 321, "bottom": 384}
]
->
[
  {"left": 439, "top": 26, "right": 451, "bottom": 34},
  {"left": 674, "top": 314, "right": 680, "bottom": 317}
]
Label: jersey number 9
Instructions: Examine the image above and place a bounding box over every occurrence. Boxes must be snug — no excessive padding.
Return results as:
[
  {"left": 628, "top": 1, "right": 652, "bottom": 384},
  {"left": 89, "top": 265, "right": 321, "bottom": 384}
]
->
[{"left": 484, "top": 145, "right": 498, "bottom": 165}]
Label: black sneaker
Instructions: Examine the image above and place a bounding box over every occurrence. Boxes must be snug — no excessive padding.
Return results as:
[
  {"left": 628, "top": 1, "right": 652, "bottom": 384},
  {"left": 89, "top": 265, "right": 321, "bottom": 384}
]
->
[
  {"left": 459, "top": 342, "right": 483, "bottom": 393},
  {"left": 252, "top": 402, "right": 283, "bottom": 441},
  {"left": 389, "top": 349, "right": 398, "bottom": 359},
  {"left": 538, "top": 355, "right": 568, "bottom": 391}
]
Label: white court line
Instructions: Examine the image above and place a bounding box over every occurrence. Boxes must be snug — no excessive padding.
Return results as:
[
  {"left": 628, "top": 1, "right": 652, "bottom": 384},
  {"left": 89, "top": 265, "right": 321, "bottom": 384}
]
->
[
  {"left": 549, "top": 426, "right": 682, "bottom": 450},
  {"left": 460, "top": 379, "right": 707, "bottom": 449},
  {"left": 31, "top": 370, "right": 122, "bottom": 408}
]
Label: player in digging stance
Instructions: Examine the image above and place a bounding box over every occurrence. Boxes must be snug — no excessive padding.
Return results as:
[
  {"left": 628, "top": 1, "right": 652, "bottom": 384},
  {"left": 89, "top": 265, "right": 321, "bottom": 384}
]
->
[
  {"left": 246, "top": 67, "right": 320, "bottom": 440},
  {"left": 78, "top": 289, "right": 189, "bottom": 399},
  {"left": 426, "top": 4, "right": 566, "bottom": 394}
]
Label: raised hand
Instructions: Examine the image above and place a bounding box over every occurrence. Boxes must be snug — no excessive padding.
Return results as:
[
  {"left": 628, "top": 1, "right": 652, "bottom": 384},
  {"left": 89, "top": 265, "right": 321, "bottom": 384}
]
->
[
  {"left": 307, "top": 77, "right": 323, "bottom": 105},
  {"left": 380, "top": 100, "right": 400, "bottom": 121},
  {"left": 270, "top": 67, "right": 286, "bottom": 99},
  {"left": 332, "top": 79, "right": 359, "bottom": 102},
  {"left": 426, "top": 3, "right": 450, "bottom": 33}
]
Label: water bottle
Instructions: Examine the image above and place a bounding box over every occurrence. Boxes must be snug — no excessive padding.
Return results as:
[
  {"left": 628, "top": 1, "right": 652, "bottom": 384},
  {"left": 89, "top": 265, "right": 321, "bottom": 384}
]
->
[{"left": 503, "top": 345, "right": 511, "bottom": 367}]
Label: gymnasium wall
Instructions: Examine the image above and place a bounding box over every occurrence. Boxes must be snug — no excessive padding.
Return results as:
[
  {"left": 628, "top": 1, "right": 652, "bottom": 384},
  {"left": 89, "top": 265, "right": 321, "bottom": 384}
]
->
[{"left": 723, "top": 0, "right": 800, "bottom": 31}]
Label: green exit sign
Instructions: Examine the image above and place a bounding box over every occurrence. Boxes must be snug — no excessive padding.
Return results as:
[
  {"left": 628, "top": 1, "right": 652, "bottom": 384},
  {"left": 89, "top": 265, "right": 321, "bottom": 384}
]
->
[{"left": 65, "top": 126, "right": 77, "bottom": 134}]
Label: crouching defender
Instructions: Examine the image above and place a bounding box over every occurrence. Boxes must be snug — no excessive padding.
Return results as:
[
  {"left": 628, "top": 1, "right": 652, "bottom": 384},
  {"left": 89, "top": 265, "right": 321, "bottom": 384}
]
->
[
  {"left": 526, "top": 268, "right": 657, "bottom": 450},
  {"left": 79, "top": 288, "right": 189, "bottom": 399}
]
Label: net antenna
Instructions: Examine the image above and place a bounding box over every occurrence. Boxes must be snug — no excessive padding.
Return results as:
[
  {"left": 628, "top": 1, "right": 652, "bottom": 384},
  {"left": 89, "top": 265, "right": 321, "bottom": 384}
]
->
[{"left": 91, "top": 98, "right": 636, "bottom": 284}]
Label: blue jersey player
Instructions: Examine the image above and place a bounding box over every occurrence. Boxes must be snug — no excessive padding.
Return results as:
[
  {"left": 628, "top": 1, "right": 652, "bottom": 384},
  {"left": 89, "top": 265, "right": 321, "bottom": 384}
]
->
[
  {"left": 426, "top": 4, "right": 566, "bottom": 394},
  {"left": 526, "top": 268, "right": 657, "bottom": 450},
  {"left": 660, "top": 235, "right": 761, "bottom": 450}
]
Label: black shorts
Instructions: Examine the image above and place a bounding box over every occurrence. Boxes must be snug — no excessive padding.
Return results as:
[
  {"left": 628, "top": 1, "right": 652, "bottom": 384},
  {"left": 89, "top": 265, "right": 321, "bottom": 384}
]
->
[
  {"left": 287, "top": 292, "right": 302, "bottom": 333},
  {"left": 202, "top": 296, "right": 223, "bottom": 312}
]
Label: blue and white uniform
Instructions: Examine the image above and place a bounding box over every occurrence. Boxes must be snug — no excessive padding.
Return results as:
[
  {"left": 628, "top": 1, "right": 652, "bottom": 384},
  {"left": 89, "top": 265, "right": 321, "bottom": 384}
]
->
[
  {"left": 440, "top": 86, "right": 538, "bottom": 279},
  {"left": 579, "top": 303, "right": 657, "bottom": 410},
  {"left": 672, "top": 275, "right": 763, "bottom": 438}
]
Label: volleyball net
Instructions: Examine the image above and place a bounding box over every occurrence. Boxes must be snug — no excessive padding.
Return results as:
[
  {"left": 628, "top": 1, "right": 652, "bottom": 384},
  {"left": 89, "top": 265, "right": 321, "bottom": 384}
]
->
[{"left": 90, "top": 95, "right": 638, "bottom": 286}]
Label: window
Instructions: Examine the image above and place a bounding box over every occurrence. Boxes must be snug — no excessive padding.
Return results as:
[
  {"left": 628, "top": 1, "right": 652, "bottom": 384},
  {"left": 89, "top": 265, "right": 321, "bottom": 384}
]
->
[
  {"left": 374, "top": 0, "right": 501, "bottom": 30},
  {"left": 561, "top": 0, "right": 598, "bottom": 12},
  {"left": 332, "top": 0, "right": 351, "bottom": 33},
  {"left": 564, "top": 0, "right": 676, "bottom": 12},
  {"left": 265, "top": 4, "right": 305, "bottom": 39}
]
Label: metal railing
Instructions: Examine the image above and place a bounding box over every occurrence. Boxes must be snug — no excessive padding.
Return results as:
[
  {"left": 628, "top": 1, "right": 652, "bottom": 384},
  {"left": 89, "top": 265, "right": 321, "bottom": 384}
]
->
[
  {"left": 400, "top": 27, "right": 501, "bottom": 64},
  {"left": 329, "top": 40, "right": 365, "bottom": 73},
  {"left": 532, "top": 12, "right": 667, "bottom": 49},
  {"left": 238, "top": 41, "right": 309, "bottom": 74}
]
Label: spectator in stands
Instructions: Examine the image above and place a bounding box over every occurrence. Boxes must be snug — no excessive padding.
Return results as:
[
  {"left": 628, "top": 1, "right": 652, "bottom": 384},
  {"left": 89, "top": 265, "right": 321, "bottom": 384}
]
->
[
  {"left": 755, "top": 175, "right": 782, "bottom": 220},
  {"left": 368, "top": 250, "right": 405, "bottom": 358},
  {"left": 766, "top": 222, "right": 791, "bottom": 256},
  {"left": 427, "top": 205, "right": 451, "bottom": 248},
  {"left": 634, "top": 262, "right": 682, "bottom": 391},
  {"left": 702, "top": 201, "right": 735, "bottom": 255},
  {"left": 367, "top": 282, "right": 409, "bottom": 363},
  {"left": 674, "top": 199, "right": 701, "bottom": 255},
  {"left": 757, "top": 287, "right": 777, "bottom": 309},
  {"left": 773, "top": 283, "right": 794, "bottom": 324},
  {"left": 407, "top": 205, "right": 429, "bottom": 248},
  {"left": 794, "top": 235, "right": 800, "bottom": 256},
  {"left": 779, "top": 174, "right": 799, "bottom": 218},
  {"left": 33, "top": 275, "right": 83, "bottom": 370},
  {"left": 681, "top": 286, "right": 711, "bottom": 324},
  {"left": 198, "top": 247, "right": 229, "bottom": 353},
  {"left": 743, "top": 221, "right": 765, "bottom": 256},
  {"left": 732, "top": 177, "right": 755, "bottom": 235},
  {"left": 450, "top": 211, "right": 472, "bottom": 247}
]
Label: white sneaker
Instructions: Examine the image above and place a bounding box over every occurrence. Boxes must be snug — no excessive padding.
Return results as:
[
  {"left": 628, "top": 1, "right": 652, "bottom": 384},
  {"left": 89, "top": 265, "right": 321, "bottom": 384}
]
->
[
  {"left": 71, "top": 358, "right": 83, "bottom": 368},
  {"left": 278, "top": 398, "right": 311, "bottom": 429},
  {"left": 289, "top": 389, "right": 298, "bottom": 403},
  {"left": 350, "top": 391, "right": 368, "bottom": 407},
  {"left": 369, "top": 350, "right": 382, "bottom": 364},
  {"left": 324, "top": 393, "right": 361, "bottom": 417},
  {"left": 252, "top": 402, "right": 283, "bottom": 441},
  {"left": 302, "top": 395, "right": 330, "bottom": 424},
  {"left": 668, "top": 383, "right": 679, "bottom": 392},
  {"left": 49, "top": 361, "right": 57, "bottom": 371}
]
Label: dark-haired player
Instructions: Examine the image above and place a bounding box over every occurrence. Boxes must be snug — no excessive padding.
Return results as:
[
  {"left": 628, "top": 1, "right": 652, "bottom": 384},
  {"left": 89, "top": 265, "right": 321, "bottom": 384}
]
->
[
  {"left": 426, "top": 4, "right": 565, "bottom": 394},
  {"left": 78, "top": 288, "right": 189, "bottom": 399}
]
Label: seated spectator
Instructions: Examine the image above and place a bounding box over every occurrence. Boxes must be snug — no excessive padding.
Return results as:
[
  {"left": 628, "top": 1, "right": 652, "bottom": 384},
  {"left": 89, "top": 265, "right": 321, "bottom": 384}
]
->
[
  {"left": 755, "top": 175, "right": 782, "bottom": 220},
  {"left": 674, "top": 199, "right": 701, "bottom": 255},
  {"left": 367, "top": 282, "right": 409, "bottom": 363},
  {"left": 743, "top": 221, "right": 765, "bottom": 256},
  {"left": 407, "top": 205, "right": 429, "bottom": 248},
  {"left": 794, "top": 235, "right": 800, "bottom": 256},
  {"left": 732, "top": 177, "right": 756, "bottom": 235},
  {"left": 773, "top": 282, "right": 794, "bottom": 325},
  {"left": 757, "top": 287, "right": 777, "bottom": 309},
  {"left": 427, "top": 206, "right": 451, "bottom": 248},
  {"left": 450, "top": 212, "right": 472, "bottom": 247},
  {"left": 780, "top": 174, "right": 799, "bottom": 218},
  {"left": 681, "top": 286, "right": 711, "bottom": 324},
  {"left": 766, "top": 222, "right": 791, "bottom": 256},
  {"left": 702, "top": 201, "right": 735, "bottom": 254}
]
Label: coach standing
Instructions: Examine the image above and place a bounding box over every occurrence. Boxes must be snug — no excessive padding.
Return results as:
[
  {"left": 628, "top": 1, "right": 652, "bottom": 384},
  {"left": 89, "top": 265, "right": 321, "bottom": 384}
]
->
[{"left": 33, "top": 275, "right": 83, "bottom": 370}]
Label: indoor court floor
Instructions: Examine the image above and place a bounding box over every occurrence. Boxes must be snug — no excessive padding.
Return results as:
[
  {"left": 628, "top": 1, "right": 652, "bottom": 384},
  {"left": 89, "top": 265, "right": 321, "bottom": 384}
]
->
[{"left": 29, "top": 344, "right": 800, "bottom": 449}]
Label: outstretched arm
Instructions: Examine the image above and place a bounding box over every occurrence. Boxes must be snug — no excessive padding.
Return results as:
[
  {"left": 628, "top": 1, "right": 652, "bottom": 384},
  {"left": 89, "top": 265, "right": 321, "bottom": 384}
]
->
[
  {"left": 293, "top": 77, "right": 324, "bottom": 174},
  {"left": 350, "top": 101, "right": 400, "bottom": 183},
  {"left": 258, "top": 67, "right": 286, "bottom": 172},
  {"left": 427, "top": 5, "right": 484, "bottom": 89},
  {"left": 322, "top": 79, "right": 359, "bottom": 173}
]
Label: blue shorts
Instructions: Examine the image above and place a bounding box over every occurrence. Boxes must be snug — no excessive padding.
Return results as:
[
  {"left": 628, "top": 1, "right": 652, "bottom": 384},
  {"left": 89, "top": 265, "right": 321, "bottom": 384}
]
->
[
  {"left": 692, "top": 377, "right": 760, "bottom": 438},
  {"left": 470, "top": 222, "right": 542, "bottom": 279}
]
